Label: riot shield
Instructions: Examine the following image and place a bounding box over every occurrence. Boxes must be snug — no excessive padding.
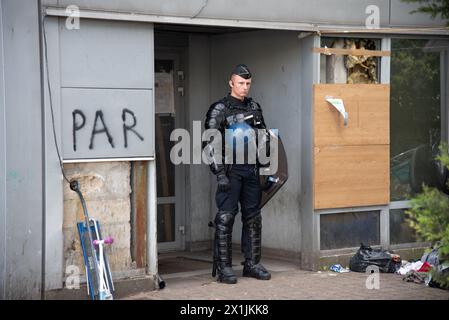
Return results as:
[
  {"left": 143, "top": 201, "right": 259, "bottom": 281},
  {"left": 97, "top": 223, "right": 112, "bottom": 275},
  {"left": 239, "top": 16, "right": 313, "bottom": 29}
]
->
[{"left": 259, "top": 133, "right": 288, "bottom": 209}]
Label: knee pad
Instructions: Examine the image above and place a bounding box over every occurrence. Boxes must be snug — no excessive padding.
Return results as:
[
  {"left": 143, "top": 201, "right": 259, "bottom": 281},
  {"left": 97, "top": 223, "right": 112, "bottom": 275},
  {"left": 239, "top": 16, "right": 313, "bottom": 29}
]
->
[
  {"left": 215, "top": 211, "right": 235, "bottom": 232},
  {"left": 243, "top": 214, "right": 262, "bottom": 228}
]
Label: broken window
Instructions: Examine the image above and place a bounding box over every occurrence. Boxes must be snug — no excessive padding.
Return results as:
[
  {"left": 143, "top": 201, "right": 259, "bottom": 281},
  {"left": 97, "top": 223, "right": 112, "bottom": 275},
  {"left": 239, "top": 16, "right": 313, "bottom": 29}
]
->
[{"left": 320, "top": 37, "right": 381, "bottom": 84}]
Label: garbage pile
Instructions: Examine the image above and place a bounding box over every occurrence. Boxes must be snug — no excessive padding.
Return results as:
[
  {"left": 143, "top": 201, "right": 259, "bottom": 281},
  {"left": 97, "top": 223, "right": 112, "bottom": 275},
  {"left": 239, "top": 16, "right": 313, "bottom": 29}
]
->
[
  {"left": 339, "top": 243, "right": 449, "bottom": 290},
  {"left": 398, "top": 247, "right": 449, "bottom": 289}
]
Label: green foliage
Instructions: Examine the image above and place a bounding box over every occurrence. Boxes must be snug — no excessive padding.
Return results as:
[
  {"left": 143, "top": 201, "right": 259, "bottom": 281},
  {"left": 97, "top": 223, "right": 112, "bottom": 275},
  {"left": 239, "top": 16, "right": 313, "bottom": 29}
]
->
[
  {"left": 406, "top": 142, "right": 449, "bottom": 288},
  {"left": 407, "top": 185, "right": 449, "bottom": 249},
  {"left": 436, "top": 142, "right": 449, "bottom": 168},
  {"left": 402, "top": 0, "right": 449, "bottom": 26}
]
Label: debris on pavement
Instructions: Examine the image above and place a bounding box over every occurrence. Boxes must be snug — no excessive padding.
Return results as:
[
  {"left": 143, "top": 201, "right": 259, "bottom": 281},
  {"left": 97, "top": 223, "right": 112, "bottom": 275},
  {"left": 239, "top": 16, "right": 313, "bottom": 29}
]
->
[
  {"left": 402, "top": 270, "right": 427, "bottom": 284},
  {"left": 397, "top": 261, "right": 431, "bottom": 275},
  {"left": 330, "top": 264, "right": 350, "bottom": 273}
]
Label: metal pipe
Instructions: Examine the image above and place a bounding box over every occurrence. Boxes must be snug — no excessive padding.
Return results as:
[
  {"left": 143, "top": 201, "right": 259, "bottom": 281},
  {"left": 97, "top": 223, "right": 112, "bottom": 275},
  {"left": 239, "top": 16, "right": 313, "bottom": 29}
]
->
[{"left": 146, "top": 160, "right": 158, "bottom": 280}]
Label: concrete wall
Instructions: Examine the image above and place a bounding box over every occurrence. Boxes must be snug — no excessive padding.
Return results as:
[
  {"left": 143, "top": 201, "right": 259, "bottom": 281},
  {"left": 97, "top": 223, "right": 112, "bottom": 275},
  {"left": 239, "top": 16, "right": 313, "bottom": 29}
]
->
[
  {"left": 0, "top": 0, "right": 44, "bottom": 299},
  {"left": 299, "top": 35, "right": 321, "bottom": 270},
  {"left": 0, "top": 0, "right": 5, "bottom": 300},
  {"left": 43, "top": 0, "right": 447, "bottom": 28},
  {"left": 186, "top": 34, "right": 214, "bottom": 249},
  {"left": 209, "top": 30, "right": 303, "bottom": 255},
  {"left": 43, "top": 16, "right": 154, "bottom": 290},
  {"left": 42, "top": 15, "right": 65, "bottom": 291}
]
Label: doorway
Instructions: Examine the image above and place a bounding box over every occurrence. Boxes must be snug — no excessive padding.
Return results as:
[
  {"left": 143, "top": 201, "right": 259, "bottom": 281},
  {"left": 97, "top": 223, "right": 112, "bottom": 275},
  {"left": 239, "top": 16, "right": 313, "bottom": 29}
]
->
[{"left": 155, "top": 50, "right": 186, "bottom": 252}]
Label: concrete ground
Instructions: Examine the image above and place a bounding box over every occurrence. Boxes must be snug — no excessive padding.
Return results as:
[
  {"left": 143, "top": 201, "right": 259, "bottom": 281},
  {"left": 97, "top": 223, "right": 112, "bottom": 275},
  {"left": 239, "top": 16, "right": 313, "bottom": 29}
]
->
[{"left": 122, "top": 251, "right": 449, "bottom": 300}]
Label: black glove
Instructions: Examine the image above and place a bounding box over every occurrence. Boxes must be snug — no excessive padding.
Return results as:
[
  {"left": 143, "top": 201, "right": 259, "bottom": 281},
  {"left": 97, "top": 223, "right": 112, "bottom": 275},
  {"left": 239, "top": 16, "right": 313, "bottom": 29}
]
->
[{"left": 217, "top": 174, "right": 230, "bottom": 192}]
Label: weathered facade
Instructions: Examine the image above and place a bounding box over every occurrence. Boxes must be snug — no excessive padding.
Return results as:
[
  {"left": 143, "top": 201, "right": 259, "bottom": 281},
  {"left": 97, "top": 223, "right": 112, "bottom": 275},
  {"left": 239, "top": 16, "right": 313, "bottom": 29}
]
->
[{"left": 1, "top": 0, "right": 448, "bottom": 299}]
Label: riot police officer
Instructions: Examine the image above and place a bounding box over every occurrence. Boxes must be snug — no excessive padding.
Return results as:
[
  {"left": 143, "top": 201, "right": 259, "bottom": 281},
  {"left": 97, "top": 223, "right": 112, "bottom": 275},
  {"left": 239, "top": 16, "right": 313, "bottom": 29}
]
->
[{"left": 204, "top": 64, "right": 271, "bottom": 284}]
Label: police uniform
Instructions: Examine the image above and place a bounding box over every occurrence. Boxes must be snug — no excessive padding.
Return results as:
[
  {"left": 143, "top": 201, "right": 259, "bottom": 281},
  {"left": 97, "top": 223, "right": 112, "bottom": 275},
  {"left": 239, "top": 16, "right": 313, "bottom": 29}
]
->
[{"left": 204, "top": 64, "right": 271, "bottom": 284}]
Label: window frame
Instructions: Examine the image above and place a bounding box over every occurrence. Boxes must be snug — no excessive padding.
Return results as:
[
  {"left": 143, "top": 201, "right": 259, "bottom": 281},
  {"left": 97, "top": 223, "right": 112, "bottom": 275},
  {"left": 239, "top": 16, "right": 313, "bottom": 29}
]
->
[{"left": 315, "top": 34, "right": 447, "bottom": 252}]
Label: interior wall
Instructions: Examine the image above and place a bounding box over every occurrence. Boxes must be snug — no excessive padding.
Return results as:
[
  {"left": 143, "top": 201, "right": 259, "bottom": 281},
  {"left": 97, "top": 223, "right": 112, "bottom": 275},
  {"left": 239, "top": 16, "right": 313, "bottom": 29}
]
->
[
  {"left": 208, "top": 30, "right": 303, "bottom": 254},
  {"left": 186, "top": 34, "right": 214, "bottom": 249}
]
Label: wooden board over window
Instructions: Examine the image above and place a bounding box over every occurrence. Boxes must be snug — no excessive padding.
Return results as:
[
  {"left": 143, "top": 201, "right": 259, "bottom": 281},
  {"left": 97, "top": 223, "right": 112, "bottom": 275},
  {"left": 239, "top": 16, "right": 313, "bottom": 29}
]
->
[{"left": 313, "top": 84, "right": 390, "bottom": 210}]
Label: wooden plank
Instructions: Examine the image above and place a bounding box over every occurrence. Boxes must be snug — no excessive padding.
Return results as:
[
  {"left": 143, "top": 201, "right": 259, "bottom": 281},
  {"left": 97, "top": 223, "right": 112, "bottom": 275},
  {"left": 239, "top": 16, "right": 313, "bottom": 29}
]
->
[
  {"left": 313, "top": 84, "right": 389, "bottom": 146},
  {"left": 155, "top": 115, "right": 173, "bottom": 242},
  {"left": 312, "top": 47, "right": 391, "bottom": 57},
  {"left": 314, "top": 145, "right": 390, "bottom": 209},
  {"left": 312, "top": 84, "right": 390, "bottom": 210},
  {"left": 132, "top": 161, "right": 147, "bottom": 268}
]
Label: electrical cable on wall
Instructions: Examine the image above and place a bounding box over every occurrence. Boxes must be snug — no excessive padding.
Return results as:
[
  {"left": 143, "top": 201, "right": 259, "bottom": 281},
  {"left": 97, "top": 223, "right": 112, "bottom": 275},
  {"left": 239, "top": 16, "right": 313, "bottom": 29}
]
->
[{"left": 42, "top": 15, "right": 71, "bottom": 184}]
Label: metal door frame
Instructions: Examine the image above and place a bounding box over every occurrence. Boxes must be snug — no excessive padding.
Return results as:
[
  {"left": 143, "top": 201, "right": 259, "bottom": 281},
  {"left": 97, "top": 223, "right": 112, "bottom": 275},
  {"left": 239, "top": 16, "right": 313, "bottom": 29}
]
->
[{"left": 155, "top": 49, "right": 186, "bottom": 252}]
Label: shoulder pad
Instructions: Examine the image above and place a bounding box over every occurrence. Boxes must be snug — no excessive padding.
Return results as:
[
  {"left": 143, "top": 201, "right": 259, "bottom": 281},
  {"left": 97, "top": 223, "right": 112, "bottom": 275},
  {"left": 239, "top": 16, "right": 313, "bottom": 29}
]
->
[
  {"left": 210, "top": 102, "right": 226, "bottom": 111},
  {"left": 249, "top": 100, "right": 261, "bottom": 111},
  {"left": 220, "top": 96, "right": 232, "bottom": 109}
]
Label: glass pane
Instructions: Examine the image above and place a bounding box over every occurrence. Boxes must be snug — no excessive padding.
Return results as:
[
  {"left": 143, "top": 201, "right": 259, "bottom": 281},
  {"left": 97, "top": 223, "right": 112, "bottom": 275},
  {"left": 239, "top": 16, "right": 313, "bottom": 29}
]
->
[
  {"left": 155, "top": 59, "right": 176, "bottom": 198},
  {"left": 155, "top": 59, "right": 175, "bottom": 114},
  {"left": 320, "top": 211, "right": 380, "bottom": 250},
  {"left": 390, "top": 39, "right": 443, "bottom": 201},
  {"left": 390, "top": 209, "right": 418, "bottom": 245},
  {"left": 155, "top": 114, "right": 175, "bottom": 197},
  {"left": 157, "top": 204, "right": 175, "bottom": 243}
]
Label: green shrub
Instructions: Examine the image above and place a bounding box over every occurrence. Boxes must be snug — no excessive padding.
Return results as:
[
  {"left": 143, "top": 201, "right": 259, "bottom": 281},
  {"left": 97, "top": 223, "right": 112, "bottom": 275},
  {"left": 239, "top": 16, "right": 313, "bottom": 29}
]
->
[{"left": 406, "top": 143, "right": 449, "bottom": 289}]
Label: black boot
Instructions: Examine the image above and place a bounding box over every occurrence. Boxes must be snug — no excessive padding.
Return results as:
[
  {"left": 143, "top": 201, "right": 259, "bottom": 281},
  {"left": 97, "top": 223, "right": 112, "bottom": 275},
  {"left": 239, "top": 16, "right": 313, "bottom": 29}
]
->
[
  {"left": 212, "top": 211, "right": 237, "bottom": 284},
  {"left": 242, "top": 215, "right": 271, "bottom": 280}
]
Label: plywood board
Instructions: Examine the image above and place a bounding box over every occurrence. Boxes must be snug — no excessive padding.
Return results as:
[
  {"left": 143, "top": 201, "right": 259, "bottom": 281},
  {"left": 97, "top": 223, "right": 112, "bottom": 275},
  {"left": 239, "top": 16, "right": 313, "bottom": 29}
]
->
[
  {"left": 314, "top": 84, "right": 389, "bottom": 146},
  {"left": 314, "top": 145, "right": 390, "bottom": 209},
  {"left": 313, "top": 84, "right": 390, "bottom": 210}
]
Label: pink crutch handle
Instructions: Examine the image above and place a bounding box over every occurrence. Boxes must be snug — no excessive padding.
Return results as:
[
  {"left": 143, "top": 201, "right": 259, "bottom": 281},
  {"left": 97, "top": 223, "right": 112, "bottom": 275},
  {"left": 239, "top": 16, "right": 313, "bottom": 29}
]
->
[
  {"left": 103, "top": 237, "right": 114, "bottom": 245},
  {"left": 93, "top": 237, "right": 114, "bottom": 245}
]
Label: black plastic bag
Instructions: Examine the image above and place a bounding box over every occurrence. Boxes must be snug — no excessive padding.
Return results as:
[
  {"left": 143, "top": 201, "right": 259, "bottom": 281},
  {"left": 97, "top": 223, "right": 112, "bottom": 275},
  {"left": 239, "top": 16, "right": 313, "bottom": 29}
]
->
[{"left": 349, "top": 243, "right": 401, "bottom": 273}]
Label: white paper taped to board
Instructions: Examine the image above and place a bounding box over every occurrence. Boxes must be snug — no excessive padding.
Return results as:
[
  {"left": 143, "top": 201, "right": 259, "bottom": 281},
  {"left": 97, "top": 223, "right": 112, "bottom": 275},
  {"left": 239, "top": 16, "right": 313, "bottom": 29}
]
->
[{"left": 325, "top": 96, "right": 348, "bottom": 127}]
